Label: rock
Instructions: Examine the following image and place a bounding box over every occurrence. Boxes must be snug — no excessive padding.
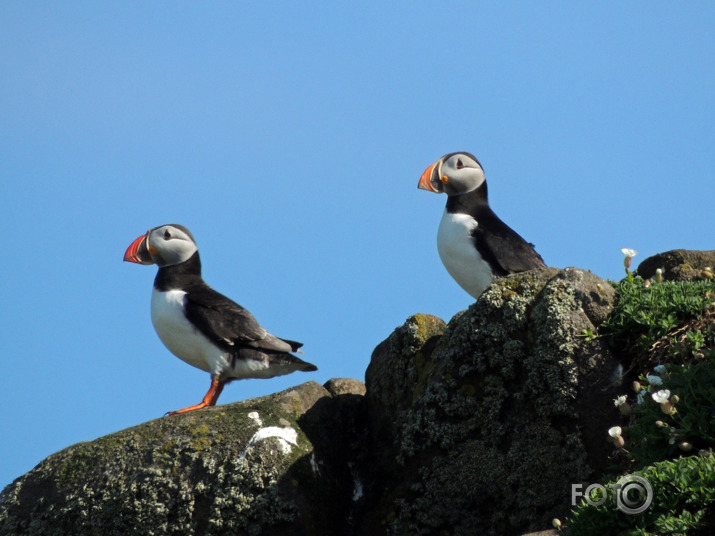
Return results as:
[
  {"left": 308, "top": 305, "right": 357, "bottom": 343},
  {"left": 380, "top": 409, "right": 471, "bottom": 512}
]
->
[
  {"left": 1, "top": 266, "right": 628, "bottom": 536},
  {"left": 636, "top": 249, "right": 715, "bottom": 281},
  {"left": 324, "top": 377, "right": 367, "bottom": 397},
  {"left": 364, "top": 313, "right": 447, "bottom": 462},
  {"left": 360, "top": 267, "right": 620, "bottom": 536},
  {"left": 0, "top": 380, "right": 366, "bottom": 536}
]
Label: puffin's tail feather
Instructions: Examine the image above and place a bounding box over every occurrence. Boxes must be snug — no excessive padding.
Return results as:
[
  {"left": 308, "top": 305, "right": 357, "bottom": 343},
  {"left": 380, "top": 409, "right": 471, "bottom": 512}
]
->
[{"left": 281, "top": 338, "right": 304, "bottom": 353}]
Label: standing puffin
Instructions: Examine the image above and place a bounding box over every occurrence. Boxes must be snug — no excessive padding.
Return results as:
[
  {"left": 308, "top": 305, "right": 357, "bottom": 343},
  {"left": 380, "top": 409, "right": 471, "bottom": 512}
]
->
[
  {"left": 418, "top": 152, "right": 546, "bottom": 299},
  {"left": 124, "top": 224, "right": 317, "bottom": 415}
]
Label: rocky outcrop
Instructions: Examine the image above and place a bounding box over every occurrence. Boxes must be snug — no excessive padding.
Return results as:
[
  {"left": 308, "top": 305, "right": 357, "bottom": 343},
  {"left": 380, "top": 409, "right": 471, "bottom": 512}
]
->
[
  {"left": 637, "top": 249, "right": 715, "bottom": 281},
  {"left": 1, "top": 266, "right": 623, "bottom": 536},
  {"left": 359, "top": 267, "right": 619, "bottom": 535}
]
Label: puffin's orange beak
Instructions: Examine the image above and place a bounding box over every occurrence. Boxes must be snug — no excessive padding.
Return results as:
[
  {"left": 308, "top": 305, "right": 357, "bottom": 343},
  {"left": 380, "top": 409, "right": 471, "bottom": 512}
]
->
[
  {"left": 417, "top": 160, "right": 444, "bottom": 193},
  {"left": 418, "top": 162, "right": 437, "bottom": 192},
  {"left": 124, "top": 231, "right": 155, "bottom": 265}
]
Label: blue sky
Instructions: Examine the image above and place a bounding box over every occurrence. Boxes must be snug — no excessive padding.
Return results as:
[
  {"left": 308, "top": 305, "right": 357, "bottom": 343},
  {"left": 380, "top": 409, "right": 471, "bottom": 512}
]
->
[{"left": 2, "top": 2, "right": 714, "bottom": 490}]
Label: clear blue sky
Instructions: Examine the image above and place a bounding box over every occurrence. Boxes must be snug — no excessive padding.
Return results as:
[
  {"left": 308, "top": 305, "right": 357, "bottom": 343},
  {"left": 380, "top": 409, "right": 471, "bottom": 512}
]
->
[{"left": 2, "top": 2, "right": 714, "bottom": 490}]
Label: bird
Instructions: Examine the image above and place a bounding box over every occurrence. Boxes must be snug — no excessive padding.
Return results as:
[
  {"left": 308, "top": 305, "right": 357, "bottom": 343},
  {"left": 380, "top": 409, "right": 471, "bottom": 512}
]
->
[
  {"left": 418, "top": 151, "right": 546, "bottom": 299},
  {"left": 123, "top": 223, "right": 317, "bottom": 415}
]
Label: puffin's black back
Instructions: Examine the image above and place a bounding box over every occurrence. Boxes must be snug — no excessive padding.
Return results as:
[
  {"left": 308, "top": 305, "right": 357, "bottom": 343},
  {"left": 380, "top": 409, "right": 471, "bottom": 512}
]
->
[
  {"left": 154, "top": 251, "right": 303, "bottom": 354},
  {"left": 446, "top": 185, "right": 546, "bottom": 276}
]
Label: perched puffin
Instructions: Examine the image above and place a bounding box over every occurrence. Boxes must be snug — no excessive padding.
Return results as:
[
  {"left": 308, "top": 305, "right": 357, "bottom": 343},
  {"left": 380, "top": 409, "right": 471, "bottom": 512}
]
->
[
  {"left": 418, "top": 152, "right": 546, "bottom": 299},
  {"left": 124, "top": 224, "right": 317, "bottom": 415}
]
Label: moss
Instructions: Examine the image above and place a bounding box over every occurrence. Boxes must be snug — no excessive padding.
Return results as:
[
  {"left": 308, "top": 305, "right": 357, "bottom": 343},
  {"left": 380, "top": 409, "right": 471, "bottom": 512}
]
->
[{"left": 408, "top": 313, "right": 445, "bottom": 342}]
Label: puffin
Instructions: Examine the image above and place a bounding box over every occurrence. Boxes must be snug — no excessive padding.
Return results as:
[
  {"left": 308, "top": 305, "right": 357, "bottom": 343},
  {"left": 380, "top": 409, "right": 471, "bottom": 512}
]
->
[
  {"left": 418, "top": 152, "right": 546, "bottom": 299},
  {"left": 124, "top": 224, "right": 317, "bottom": 415}
]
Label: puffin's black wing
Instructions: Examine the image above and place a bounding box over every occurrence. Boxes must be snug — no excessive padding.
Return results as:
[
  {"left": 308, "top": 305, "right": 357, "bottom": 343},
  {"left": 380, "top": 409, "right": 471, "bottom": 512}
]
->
[
  {"left": 183, "top": 284, "right": 302, "bottom": 353},
  {"left": 472, "top": 207, "right": 546, "bottom": 276}
]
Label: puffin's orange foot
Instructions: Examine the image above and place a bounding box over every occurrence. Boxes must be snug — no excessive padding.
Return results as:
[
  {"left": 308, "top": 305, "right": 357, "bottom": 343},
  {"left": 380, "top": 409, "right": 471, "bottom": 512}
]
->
[
  {"left": 165, "top": 401, "right": 211, "bottom": 416},
  {"left": 164, "top": 377, "right": 225, "bottom": 416}
]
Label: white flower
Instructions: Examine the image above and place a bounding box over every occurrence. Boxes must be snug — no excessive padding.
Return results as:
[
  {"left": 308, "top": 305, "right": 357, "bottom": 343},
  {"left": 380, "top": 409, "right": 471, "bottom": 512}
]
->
[
  {"left": 622, "top": 248, "right": 638, "bottom": 274},
  {"left": 646, "top": 375, "right": 663, "bottom": 386},
  {"left": 652, "top": 390, "right": 671, "bottom": 404},
  {"left": 614, "top": 395, "right": 630, "bottom": 415},
  {"left": 652, "top": 390, "right": 676, "bottom": 415},
  {"left": 608, "top": 426, "right": 625, "bottom": 448},
  {"left": 653, "top": 365, "right": 667, "bottom": 375}
]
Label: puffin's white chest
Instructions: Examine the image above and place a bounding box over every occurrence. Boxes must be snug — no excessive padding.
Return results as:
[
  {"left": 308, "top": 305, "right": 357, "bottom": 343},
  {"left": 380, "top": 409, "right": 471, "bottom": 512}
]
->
[
  {"left": 436, "top": 210, "right": 494, "bottom": 299},
  {"left": 150, "top": 288, "right": 226, "bottom": 373}
]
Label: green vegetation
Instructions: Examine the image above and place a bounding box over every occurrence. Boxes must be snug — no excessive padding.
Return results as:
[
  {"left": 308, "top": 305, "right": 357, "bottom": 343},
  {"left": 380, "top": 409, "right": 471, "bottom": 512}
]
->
[
  {"left": 563, "top": 273, "right": 715, "bottom": 535},
  {"left": 600, "top": 275, "right": 715, "bottom": 358},
  {"left": 628, "top": 360, "right": 715, "bottom": 468},
  {"left": 564, "top": 456, "right": 715, "bottom": 536}
]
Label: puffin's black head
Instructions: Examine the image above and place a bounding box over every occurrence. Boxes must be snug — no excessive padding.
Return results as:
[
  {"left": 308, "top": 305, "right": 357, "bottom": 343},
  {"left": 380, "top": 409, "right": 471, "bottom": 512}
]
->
[
  {"left": 418, "top": 152, "right": 486, "bottom": 197},
  {"left": 124, "top": 224, "right": 198, "bottom": 268}
]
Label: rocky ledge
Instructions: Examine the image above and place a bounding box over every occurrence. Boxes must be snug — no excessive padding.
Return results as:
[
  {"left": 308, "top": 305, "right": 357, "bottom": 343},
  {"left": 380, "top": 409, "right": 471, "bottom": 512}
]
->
[{"left": 0, "top": 379, "right": 367, "bottom": 536}]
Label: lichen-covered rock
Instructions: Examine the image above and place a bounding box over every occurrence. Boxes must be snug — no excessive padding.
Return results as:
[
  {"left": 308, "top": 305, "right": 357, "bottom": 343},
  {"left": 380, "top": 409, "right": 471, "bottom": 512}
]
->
[
  {"left": 360, "top": 268, "right": 620, "bottom": 536},
  {"left": 637, "top": 249, "right": 715, "bottom": 281},
  {"left": 0, "top": 380, "right": 366, "bottom": 536},
  {"left": 358, "top": 314, "right": 447, "bottom": 534},
  {"left": 365, "top": 313, "right": 447, "bottom": 454}
]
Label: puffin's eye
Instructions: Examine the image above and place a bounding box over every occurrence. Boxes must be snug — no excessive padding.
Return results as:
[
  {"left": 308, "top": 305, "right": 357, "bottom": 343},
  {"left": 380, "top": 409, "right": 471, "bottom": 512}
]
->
[
  {"left": 163, "top": 230, "right": 171, "bottom": 240},
  {"left": 456, "top": 159, "right": 464, "bottom": 169}
]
